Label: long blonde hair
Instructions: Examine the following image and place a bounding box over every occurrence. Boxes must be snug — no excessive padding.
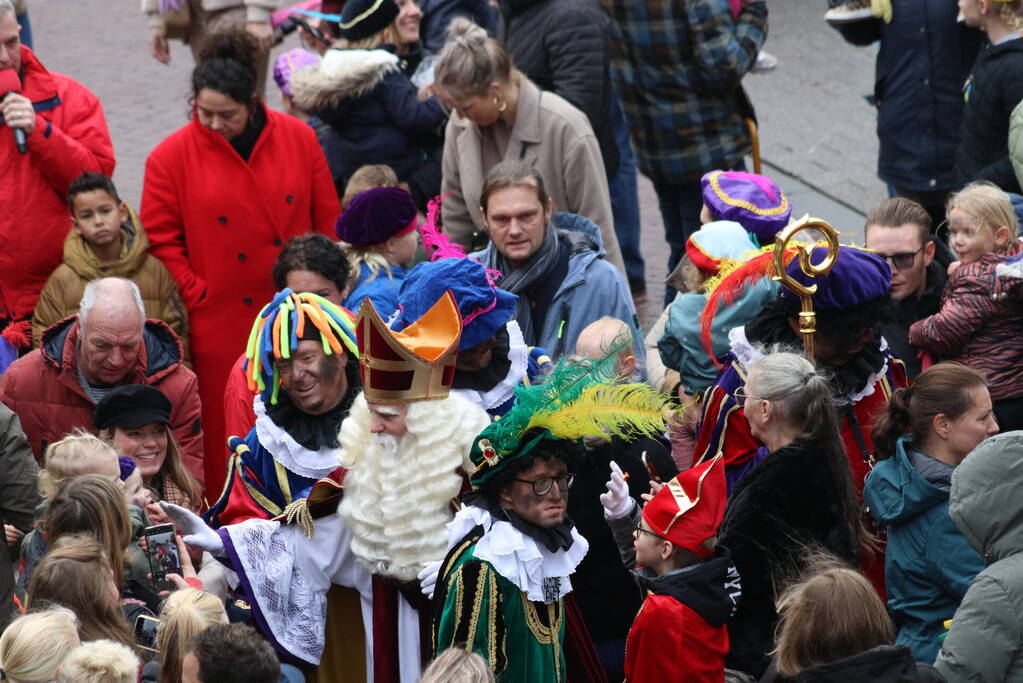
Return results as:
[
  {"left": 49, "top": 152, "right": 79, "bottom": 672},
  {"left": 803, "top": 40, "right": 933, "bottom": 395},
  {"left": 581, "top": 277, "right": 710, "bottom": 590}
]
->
[
  {"left": 40, "top": 474, "right": 132, "bottom": 587},
  {"left": 38, "top": 431, "right": 119, "bottom": 499},
  {"left": 0, "top": 607, "right": 80, "bottom": 683},
  {"left": 773, "top": 562, "right": 894, "bottom": 676},
  {"left": 157, "top": 589, "right": 229, "bottom": 683},
  {"left": 26, "top": 535, "right": 135, "bottom": 649}
]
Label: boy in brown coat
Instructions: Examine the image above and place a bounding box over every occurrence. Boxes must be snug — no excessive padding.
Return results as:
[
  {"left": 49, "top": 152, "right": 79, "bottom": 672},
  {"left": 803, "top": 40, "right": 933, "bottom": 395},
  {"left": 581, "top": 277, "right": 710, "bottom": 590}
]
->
[{"left": 31, "top": 173, "right": 188, "bottom": 359}]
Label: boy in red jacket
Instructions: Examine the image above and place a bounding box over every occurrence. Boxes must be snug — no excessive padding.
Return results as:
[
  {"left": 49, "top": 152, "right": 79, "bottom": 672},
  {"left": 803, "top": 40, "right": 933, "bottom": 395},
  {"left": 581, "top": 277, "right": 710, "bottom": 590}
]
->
[{"left": 602, "top": 456, "right": 741, "bottom": 682}]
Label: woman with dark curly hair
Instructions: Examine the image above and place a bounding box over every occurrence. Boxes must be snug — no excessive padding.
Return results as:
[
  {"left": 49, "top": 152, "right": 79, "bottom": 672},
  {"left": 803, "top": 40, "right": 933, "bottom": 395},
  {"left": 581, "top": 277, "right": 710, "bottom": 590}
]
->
[{"left": 140, "top": 29, "right": 341, "bottom": 492}]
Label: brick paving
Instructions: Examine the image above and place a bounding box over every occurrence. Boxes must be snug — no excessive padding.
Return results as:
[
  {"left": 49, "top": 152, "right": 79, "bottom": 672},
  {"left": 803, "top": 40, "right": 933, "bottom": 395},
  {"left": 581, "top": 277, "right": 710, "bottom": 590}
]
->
[{"left": 27, "top": 0, "right": 883, "bottom": 328}]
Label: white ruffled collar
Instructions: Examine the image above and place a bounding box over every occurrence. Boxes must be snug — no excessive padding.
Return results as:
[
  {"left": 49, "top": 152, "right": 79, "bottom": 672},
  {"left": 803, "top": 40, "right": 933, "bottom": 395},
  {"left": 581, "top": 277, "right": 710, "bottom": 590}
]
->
[
  {"left": 445, "top": 505, "right": 588, "bottom": 603},
  {"left": 727, "top": 326, "right": 890, "bottom": 406},
  {"left": 451, "top": 320, "right": 529, "bottom": 411},
  {"left": 252, "top": 397, "right": 341, "bottom": 480}
]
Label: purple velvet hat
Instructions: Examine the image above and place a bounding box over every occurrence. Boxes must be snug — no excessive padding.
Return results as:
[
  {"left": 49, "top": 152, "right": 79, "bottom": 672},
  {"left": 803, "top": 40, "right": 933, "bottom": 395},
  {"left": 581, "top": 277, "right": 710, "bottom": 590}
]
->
[
  {"left": 780, "top": 245, "right": 891, "bottom": 311},
  {"left": 335, "top": 187, "right": 418, "bottom": 247},
  {"left": 273, "top": 48, "right": 319, "bottom": 97},
  {"left": 701, "top": 170, "right": 792, "bottom": 244}
]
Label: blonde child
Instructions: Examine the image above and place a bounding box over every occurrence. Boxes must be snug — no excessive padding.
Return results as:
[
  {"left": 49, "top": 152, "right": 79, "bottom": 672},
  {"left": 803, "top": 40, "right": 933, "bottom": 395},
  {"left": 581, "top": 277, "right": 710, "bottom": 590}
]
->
[
  {"left": 337, "top": 186, "right": 420, "bottom": 317},
  {"left": 55, "top": 640, "right": 140, "bottom": 683},
  {"left": 910, "top": 181, "right": 1023, "bottom": 429}
]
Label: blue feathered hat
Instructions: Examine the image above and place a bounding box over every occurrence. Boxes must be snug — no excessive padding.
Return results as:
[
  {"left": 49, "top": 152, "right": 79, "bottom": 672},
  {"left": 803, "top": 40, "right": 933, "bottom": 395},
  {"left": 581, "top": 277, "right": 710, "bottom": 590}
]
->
[{"left": 392, "top": 259, "right": 518, "bottom": 350}]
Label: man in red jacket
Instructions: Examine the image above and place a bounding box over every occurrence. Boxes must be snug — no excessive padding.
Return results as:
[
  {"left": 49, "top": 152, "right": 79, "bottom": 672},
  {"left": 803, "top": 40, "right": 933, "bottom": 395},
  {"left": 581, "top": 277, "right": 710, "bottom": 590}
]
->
[
  {"left": 0, "top": 6, "right": 115, "bottom": 353},
  {"left": 0, "top": 278, "right": 204, "bottom": 490}
]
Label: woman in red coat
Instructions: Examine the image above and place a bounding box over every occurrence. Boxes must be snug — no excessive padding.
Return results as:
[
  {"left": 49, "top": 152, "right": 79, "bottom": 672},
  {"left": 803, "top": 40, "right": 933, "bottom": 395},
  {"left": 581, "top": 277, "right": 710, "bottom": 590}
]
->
[{"left": 141, "top": 30, "right": 341, "bottom": 493}]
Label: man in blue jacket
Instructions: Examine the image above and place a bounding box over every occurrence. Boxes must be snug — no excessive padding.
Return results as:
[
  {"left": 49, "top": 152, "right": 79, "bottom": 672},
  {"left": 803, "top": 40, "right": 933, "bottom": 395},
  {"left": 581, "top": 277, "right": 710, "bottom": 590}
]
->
[{"left": 471, "top": 159, "right": 642, "bottom": 363}]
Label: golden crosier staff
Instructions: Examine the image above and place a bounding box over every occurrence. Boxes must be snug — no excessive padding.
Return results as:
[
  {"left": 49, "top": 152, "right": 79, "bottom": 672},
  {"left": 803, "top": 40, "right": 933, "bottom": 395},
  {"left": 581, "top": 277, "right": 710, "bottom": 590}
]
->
[{"left": 771, "top": 215, "right": 841, "bottom": 361}]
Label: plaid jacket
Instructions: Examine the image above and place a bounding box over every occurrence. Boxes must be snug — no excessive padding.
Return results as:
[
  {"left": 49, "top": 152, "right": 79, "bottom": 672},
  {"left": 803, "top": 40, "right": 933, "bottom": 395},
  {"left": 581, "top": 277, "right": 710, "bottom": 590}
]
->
[{"left": 600, "top": 0, "right": 767, "bottom": 185}]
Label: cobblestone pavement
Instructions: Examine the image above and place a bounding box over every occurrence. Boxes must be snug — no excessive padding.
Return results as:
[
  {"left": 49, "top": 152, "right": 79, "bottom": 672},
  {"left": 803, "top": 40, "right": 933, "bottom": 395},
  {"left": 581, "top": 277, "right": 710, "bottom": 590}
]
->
[{"left": 28, "top": 0, "right": 884, "bottom": 327}]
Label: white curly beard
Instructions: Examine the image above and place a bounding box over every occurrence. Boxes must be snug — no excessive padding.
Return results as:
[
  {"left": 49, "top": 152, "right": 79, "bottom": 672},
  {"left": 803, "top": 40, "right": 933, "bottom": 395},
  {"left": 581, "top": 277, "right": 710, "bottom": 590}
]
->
[{"left": 338, "top": 392, "right": 491, "bottom": 582}]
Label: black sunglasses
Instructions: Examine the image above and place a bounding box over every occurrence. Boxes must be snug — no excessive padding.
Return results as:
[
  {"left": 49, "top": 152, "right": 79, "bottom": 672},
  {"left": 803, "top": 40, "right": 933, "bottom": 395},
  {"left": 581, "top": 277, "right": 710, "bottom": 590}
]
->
[{"left": 879, "top": 247, "right": 923, "bottom": 271}]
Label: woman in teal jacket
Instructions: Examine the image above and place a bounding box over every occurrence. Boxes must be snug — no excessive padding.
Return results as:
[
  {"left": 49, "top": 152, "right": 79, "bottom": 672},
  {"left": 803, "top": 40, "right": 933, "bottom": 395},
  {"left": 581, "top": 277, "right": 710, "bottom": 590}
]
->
[{"left": 864, "top": 362, "right": 998, "bottom": 663}]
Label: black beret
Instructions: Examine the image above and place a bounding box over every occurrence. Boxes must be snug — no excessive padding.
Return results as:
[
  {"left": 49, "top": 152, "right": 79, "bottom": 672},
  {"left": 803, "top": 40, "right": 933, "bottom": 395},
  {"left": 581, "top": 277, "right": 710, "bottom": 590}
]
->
[
  {"left": 93, "top": 385, "right": 172, "bottom": 430},
  {"left": 339, "top": 0, "right": 400, "bottom": 41}
]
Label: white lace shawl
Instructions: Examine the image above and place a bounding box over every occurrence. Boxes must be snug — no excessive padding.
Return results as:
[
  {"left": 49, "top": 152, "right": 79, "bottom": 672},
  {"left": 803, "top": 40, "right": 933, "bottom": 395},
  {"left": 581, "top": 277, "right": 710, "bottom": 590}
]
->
[
  {"left": 252, "top": 397, "right": 342, "bottom": 480},
  {"left": 223, "top": 513, "right": 372, "bottom": 666},
  {"left": 445, "top": 505, "right": 588, "bottom": 604}
]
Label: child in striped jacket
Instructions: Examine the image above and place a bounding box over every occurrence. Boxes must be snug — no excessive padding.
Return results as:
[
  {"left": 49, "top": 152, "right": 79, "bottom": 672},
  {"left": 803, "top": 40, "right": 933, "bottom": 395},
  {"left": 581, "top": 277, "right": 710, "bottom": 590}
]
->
[{"left": 909, "top": 181, "right": 1023, "bottom": 430}]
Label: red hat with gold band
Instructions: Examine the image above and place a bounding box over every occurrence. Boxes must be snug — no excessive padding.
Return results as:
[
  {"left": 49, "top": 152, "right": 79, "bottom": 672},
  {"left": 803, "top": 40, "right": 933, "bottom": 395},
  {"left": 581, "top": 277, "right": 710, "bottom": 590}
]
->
[
  {"left": 642, "top": 455, "right": 727, "bottom": 558},
  {"left": 356, "top": 291, "right": 462, "bottom": 403}
]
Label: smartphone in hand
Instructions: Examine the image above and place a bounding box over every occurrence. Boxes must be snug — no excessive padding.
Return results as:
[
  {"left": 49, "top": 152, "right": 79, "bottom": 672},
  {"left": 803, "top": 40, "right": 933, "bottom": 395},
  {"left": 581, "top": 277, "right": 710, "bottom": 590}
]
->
[
  {"left": 134, "top": 614, "right": 160, "bottom": 653},
  {"left": 143, "top": 524, "right": 181, "bottom": 592}
]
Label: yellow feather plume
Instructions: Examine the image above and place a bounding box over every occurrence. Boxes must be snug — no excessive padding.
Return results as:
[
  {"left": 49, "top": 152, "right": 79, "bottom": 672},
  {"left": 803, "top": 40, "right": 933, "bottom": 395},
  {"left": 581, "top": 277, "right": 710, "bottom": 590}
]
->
[{"left": 525, "top": 382, "right": 676, "bottom": 441}]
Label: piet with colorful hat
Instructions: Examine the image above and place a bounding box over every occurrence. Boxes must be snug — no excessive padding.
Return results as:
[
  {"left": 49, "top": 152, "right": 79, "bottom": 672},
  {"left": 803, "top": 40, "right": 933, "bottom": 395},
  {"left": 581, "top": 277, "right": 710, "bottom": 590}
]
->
[
  {"left": 338, "top": 186, "right": 420, "bottom": 319},
  {"left": 433, "top": 353, "right": 677, "bottom": 682},
  {"left": 601, "top": 455, "right": 740, "bottom": 683},
  {"left": 206, "top": 289, "right": 362, "bottom": 528}
]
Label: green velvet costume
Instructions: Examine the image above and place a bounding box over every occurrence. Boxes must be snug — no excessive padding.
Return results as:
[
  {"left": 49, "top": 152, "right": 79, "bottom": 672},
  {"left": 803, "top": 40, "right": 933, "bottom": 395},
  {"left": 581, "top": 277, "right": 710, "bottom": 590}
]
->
[{"left": 434, "top": 529, "right": 567, "bottom": 682}]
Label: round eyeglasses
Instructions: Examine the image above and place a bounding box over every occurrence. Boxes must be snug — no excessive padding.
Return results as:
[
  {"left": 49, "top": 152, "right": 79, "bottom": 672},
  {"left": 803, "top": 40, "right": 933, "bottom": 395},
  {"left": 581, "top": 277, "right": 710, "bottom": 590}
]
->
[{"left": 513, "top": 474, "right": 575, "bottom": 497}]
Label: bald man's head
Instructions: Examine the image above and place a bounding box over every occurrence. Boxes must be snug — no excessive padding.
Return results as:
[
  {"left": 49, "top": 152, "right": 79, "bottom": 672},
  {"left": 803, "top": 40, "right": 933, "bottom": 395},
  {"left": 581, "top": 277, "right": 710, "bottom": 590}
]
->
[
  {"left": 574, "top": 317, "right": 636, "bottom": 379},
  {"left": 77, "top": 278, "right": 146, "bottom": 386}
]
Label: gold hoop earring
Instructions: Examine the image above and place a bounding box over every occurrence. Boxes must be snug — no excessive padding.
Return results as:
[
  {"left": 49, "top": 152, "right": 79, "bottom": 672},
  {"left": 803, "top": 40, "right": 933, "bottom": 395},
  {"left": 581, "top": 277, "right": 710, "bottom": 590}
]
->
[{"left": 494, "top": 97, "right": 507, "bottom": 113}]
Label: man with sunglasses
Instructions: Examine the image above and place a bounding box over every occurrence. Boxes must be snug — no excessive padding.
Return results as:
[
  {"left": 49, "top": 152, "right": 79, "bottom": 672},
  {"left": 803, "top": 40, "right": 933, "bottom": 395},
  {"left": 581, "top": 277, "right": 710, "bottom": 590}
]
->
[{"left": 865, "top": 197, "right": 948, "bottom": 378}]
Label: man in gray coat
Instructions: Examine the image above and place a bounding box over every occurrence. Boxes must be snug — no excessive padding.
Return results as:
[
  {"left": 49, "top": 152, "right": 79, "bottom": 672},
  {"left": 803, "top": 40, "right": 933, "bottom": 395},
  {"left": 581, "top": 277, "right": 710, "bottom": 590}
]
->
[
  {"left": 471, "top": 159, "right": 641, "bottom": 362},
  {"left": 0, "top": 402, "right": 39, "bottom": 632},
  {"left": 936, "top": 431, "right": 1023, "bottom": 680}
]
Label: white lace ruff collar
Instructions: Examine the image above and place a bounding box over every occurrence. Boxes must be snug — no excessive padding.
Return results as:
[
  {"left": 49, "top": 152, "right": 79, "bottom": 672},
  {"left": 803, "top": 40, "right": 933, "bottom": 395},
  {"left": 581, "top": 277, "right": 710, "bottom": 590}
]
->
[
  {"left": 445, "top": 505, "right": 588, "bottom": 603},
  {"left": 728, "top": 326, "right": 890, "bottom": 406},
  {"left": 252, "top": 397, "right": 341, "bottom": 480},
  {"left": 451, "top": 320, "right": 529, "bottom": 411}
]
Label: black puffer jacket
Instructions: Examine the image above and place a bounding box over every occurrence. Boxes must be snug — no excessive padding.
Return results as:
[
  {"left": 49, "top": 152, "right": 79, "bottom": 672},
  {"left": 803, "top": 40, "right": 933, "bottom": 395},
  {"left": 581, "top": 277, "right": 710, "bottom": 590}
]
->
[
  {"left": 954, "top": 37, "right": 1023, "bottom": 193},
  {"left": 499, "top": 0, "right": 619, "bottom": 177}
]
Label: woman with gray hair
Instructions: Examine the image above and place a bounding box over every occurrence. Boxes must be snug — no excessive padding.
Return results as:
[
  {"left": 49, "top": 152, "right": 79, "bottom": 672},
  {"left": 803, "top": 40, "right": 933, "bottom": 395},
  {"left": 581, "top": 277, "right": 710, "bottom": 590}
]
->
[
  {"left": 717, "top": 351, "right": 870, "bottom": 679},
  {"left": 433, "top": 19, "right": 623, "bottom": 272}
]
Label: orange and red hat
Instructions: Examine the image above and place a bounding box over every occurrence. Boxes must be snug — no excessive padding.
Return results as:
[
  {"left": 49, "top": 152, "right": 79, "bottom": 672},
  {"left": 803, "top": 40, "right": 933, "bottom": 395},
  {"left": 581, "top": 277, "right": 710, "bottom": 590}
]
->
[{"left": 642, "top": 456, "right": 727, "bottom": 558}]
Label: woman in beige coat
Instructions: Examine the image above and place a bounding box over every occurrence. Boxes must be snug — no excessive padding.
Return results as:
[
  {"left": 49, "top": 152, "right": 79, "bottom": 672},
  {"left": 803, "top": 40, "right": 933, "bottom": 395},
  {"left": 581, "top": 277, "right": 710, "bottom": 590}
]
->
[{"left": 434, "top": 19, "right": 624, "bottom": 273}]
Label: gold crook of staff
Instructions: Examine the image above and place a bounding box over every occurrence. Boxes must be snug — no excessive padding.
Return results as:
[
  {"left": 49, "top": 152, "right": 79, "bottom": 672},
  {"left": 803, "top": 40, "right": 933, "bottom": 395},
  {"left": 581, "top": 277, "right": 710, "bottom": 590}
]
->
[{"left": 771, "top": 215, "right": 841, "bottom": 362}]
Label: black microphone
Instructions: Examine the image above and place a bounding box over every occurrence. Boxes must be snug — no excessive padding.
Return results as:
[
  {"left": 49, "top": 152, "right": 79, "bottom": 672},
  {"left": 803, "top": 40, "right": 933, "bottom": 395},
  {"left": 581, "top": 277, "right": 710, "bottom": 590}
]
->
[{"left": 0, "top": 69, "right": 28, "bottom": 155}]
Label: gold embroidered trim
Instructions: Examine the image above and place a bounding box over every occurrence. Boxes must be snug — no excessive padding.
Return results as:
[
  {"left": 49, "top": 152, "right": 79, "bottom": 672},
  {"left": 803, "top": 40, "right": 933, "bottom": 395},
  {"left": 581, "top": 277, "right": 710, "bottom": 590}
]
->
[
  {"left": 708, "top": 170, "right": 790, "bottom": 217},
  {"left": 487, "top": 567, "right": 499, "bottom": 671},
  {"left": 451, "top": 569, "right": 464, "bottom": 648},
  {"left": 274, "top": 460, "right": 294, "bottom": 506},
  {"left": 520, "top": 593, "right": 561, "bottom": 646},
  {"left": 466, "top": 565, "right": 488, "bottom": 662}
]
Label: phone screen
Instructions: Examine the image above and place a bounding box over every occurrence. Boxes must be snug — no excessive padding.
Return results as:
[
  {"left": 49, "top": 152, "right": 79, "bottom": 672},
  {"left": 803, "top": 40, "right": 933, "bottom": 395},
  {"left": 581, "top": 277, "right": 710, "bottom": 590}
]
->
[
  {"left": 134, "top": 614, "right": 160, "bottom": 653},
  {"left": 144, "top": 524, "right": 181, "bottom": 586}
]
